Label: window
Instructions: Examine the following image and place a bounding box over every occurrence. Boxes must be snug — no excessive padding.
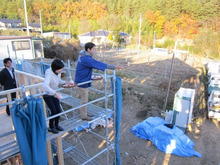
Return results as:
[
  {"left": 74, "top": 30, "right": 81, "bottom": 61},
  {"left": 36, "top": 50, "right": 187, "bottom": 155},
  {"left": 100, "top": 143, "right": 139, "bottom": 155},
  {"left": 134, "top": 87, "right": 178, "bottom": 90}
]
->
[
  {"left": 12, "top": 40, "right": 30, "bottom": 50},
  {"left": 33, "top": 41, "right": 43, "bottom": 58}
]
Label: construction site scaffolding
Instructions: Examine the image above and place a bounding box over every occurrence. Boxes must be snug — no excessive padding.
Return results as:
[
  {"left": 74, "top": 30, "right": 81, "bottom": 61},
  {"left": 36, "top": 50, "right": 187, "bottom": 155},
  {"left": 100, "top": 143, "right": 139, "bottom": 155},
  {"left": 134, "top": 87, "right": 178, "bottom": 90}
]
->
[{"left": 0, "top": 59, "right": 119, "bottom": 165}]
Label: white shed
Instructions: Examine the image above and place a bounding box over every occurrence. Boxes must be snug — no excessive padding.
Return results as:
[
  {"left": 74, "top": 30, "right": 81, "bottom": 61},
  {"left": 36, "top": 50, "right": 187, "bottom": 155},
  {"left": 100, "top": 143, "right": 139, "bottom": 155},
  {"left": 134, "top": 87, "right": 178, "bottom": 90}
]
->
[
  {"left": 42, "top": 32, "right": 71, "bottom": 40},
  {"left": 0, "top": 36, "right": 44, "bottom": 60},
  {"left": 172, "top": 87, "right": 195, "bottom": 132}
]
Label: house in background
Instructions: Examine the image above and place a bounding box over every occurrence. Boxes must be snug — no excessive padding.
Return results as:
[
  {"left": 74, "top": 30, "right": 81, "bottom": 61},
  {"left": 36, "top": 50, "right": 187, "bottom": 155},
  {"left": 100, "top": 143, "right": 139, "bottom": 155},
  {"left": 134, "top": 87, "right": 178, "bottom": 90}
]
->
[
  {"left": 0, "top": 36, "right": 44, "bottom": 60},
  {"left": 78, "top": 29, "right": 131, "bottom": 45},
  {"left": 42, "top": 32, "right": 71, "bottom": 40},
  {"left": 0, "top": 18, "right": 22, "bottom": 30},
  {"left": 78, "top": 30, "right": 109, "bottom": 45},
  {"left": 0, "top": 18, "right": 42, "bottom": 33},
  {"left": 28, "top": 23, "right": 41, "bottom": 32},
  {"left": 119, "top": 32, "right": 131, "bottom": 44}
]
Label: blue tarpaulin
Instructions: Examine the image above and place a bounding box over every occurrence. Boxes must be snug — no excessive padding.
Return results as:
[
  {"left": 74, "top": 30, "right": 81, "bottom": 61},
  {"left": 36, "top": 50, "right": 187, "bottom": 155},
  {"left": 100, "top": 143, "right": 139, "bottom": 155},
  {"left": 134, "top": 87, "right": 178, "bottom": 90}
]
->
[
  {"left": 113, "top": 77, "right": 122, "bottom": 165},
  {"left": 10, "top": 97, "right": 48, "bottom": 165},
  {"left": 40, "top": 63, "right": 50, "bottom": 76},
  {"left": 131, "top": 117, "right": 202, "bottom": 157}
]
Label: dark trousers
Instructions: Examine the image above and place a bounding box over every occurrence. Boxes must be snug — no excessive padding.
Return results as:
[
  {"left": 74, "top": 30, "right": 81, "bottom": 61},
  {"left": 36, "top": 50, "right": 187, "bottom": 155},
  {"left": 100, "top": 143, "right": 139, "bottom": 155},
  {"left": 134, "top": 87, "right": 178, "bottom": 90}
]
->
[
  {"left": 43, "top": 95, "right": 61, "bottom": 129},
  {"left": 6, "top": 92, "right": 16, "bottom": 115}
]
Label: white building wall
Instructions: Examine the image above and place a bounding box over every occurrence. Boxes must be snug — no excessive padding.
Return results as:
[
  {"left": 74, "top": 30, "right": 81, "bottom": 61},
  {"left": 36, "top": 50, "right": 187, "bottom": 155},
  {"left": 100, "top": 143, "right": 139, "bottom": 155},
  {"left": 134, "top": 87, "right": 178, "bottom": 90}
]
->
[
  {"left": 0, "top": 22, "right": 5, "bottom": 27},
  {"left": 79, "top": 34, "right": 131, "bottom": 45},
  {"left": 78, "top": 36, "right": 92, "bottom": 44},
  {"left": 42, "top": 32, "right": 53, "bottom": 38},
  {"left": 100, "top": 37, "right": 108, "bottom": 44},
  {"left": 0, "top": 39, "right": 34, "bottom": 60},
  {"left": 54, "top": 33, "right": 71, "bottom": 40},
  {"left": 79, "top": 36, "right": 109, "bottom": 45}
]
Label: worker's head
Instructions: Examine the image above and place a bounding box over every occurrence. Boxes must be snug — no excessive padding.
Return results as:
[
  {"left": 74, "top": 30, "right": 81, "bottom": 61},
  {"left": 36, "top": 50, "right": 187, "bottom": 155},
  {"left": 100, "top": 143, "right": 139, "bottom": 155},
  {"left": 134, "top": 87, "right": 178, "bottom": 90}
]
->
[
  {"left": 3, "top": 58, "right": 12, "bottom": 68},
  {"left": 51, "top": 59, "right": 64, "bottom": 75},
  {"left": 85, "top": 42, "right": 96, "bottom": 55}
]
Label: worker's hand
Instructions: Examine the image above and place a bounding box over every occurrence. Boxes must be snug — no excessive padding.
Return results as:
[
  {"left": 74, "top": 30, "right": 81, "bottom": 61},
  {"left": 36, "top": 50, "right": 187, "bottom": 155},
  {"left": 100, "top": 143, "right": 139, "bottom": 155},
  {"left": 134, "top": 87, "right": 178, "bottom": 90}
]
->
[
  {"left": 64, "top": 81, "right": 70, "bottom": 85},
  {"left": 70, "top": 79, "right": 74, "bottom": 85},
  {"left": 115, "top": 65, "right": 124, "bottom": 69},
  {"left": 62, "top": 80, "right": 77, "bottom": 88},
  {"left": 54, "top": 93, "right": 62, "bottom": 100},
  {"left": 66, "top": 80, "right": 75, "bottom": 85}
]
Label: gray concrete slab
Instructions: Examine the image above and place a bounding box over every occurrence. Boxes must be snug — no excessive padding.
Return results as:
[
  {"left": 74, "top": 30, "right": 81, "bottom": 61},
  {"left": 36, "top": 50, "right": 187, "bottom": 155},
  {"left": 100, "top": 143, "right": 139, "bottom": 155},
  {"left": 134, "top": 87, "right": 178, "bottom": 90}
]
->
[{"left": 0, "top": 98, "right": 15, "bottom": 146}]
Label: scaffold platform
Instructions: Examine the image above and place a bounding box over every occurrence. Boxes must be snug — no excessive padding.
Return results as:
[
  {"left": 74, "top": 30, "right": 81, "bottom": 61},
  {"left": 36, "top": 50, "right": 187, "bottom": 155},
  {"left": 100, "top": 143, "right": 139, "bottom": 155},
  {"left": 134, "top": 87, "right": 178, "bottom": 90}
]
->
[{"left": 47, "top": 95, "right": 113, "bottom": 141}]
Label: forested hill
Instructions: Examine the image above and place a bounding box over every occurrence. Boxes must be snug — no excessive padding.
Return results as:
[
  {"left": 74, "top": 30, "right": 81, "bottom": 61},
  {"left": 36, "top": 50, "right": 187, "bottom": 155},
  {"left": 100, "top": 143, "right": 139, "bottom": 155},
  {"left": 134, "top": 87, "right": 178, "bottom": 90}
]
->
[{"left": 0, "top": 0, "right": 219, "bottom": 37}]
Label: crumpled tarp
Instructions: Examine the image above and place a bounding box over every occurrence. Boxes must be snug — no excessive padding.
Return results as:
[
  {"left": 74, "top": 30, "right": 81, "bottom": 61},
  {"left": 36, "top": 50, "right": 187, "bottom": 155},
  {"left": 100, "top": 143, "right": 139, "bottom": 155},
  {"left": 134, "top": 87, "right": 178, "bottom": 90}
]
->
[
  {"left": 130, "top": 117, "right": 202, "bottom": 157},
  {"left": 11, "top": 97, "right": 48, "bottom": 165}
]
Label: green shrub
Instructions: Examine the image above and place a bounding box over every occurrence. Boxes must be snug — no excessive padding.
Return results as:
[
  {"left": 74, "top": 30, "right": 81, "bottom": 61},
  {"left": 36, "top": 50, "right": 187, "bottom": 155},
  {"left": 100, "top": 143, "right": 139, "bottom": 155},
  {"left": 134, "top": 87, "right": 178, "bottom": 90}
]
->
[
  {"left": 156, "top": 38, "right": 175, "bottom": 49},
  {"left": 191, "top": 29, "right": 219, "bottom": 59}
]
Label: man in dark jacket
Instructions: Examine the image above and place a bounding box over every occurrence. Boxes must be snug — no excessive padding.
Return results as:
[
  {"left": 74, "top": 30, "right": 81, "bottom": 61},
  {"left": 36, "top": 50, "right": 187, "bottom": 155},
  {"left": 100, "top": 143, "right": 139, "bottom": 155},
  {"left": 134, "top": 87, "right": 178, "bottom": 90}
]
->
[
  {"left": 0, "top": 58, "right": 17, "bottom": 116},
  {"left": 75, "top": 42, "right": 123, "bottom": 121}
]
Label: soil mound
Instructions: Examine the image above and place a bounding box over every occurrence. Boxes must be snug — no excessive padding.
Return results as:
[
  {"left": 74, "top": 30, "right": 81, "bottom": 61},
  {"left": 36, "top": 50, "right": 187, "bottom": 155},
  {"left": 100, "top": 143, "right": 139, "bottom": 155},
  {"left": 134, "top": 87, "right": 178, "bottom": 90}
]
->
[{"left": 44, "top": 43, "right": 79, "bottom": 62}]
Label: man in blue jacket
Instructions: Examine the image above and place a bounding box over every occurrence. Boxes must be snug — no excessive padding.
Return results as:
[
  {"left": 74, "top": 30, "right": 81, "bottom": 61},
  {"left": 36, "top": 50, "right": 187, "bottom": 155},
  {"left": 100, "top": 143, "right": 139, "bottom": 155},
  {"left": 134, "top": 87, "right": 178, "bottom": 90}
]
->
[{"left": 75, "top": 42, "right": 123, "bottom": 121}]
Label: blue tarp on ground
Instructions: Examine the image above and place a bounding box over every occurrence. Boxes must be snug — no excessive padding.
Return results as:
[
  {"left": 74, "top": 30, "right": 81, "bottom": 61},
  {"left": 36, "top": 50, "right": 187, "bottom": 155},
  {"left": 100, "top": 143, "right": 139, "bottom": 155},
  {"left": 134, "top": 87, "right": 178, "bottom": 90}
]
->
[
  {"left": 130, "top": 117, "right": 202, "bottom": 157},
  {"left": 11, "top": 97, "right": 48, "bottom": 165}
]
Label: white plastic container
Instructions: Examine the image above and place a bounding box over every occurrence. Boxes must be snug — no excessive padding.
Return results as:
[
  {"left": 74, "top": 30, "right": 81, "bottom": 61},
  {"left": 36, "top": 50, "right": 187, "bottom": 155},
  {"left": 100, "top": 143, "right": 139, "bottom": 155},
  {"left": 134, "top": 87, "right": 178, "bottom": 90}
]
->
[{"left": 172, "top": 88, "right": 195, "bottom": 132}]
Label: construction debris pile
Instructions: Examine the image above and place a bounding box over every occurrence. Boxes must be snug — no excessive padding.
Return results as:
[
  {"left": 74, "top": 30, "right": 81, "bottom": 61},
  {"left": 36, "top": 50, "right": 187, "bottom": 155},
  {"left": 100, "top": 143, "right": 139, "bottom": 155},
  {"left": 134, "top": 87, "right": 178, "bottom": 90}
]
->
[{"left": 44, "top": 43, "right": 80, "bottom": 62}]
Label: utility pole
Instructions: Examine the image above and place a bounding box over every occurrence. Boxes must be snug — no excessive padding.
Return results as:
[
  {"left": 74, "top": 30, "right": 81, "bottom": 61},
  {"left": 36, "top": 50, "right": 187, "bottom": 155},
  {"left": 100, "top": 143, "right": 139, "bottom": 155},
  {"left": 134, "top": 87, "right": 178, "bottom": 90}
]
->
[
  {"left": 39, "top": 10, "right": 43, "bottom": 36},
  {"left": 153, "top": 31, "right": 156, "bottom": 49},
  {"left": 138, "top": 13, "right": 142, "bottom": 52},
  {"left": 68, "top": 23, "right": 71, "bottom": 38},
  {"left": 24, "top": 0, "right": 29, "bottom": 36}
]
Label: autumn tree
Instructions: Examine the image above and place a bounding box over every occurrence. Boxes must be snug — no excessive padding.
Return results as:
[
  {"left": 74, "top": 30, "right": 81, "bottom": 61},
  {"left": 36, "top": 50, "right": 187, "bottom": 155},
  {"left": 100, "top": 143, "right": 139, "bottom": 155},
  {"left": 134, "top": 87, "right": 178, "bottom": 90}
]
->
[
  {"left": 108, "top": 33, "right": 113, "bottom": 41},
  {"left": 78, "top": 18, "right": 92, "bottom": 34},
  {"left": 5, "top": 1, "right": 18, "bottom": 19},
  {"left": 113, "top": 31, "right": 121, "bottom": 43},
  {"left": 99, "top": 14, "right": 121, "bottom": 31},
  {"left": 144, "top": 10, "right": 166, "bottom": 38},
  {"left": 71, "top": 0, "right": 108, "bottom": 20},
  {"left": 163, "top": 13, "right": 198, "bottom": 39}
]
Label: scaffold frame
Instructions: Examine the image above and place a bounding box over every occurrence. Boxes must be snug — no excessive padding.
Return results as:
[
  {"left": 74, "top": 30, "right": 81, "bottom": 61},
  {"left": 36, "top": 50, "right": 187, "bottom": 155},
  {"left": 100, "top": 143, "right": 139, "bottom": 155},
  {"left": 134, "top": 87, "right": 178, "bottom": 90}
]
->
[{"left": 0, "top": 58, "right": 118, "bottom": 165}]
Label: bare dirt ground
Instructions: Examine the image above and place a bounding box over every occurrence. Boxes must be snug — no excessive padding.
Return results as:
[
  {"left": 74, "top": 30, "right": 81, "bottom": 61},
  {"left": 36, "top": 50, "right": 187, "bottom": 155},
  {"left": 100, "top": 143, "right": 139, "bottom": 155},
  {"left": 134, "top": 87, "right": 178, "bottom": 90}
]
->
[
  {"left": 1, "top": 49, "right": 219, "bottom": 165},
  {"left": 64, "top": 49, "right": 220, "bottom": 165}
]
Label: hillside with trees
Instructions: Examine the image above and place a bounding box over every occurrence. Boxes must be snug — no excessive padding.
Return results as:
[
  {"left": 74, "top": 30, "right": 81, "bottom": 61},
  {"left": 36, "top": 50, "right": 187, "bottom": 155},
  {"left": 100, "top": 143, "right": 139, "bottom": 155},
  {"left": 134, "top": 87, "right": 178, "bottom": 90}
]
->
[{"left": 0, "top": 0, "right": 219, "bottom": 57}]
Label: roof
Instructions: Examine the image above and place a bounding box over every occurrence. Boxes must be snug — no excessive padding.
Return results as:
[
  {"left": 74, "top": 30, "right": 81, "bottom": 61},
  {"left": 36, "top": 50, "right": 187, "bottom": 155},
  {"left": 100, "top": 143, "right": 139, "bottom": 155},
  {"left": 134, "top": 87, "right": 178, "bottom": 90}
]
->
[
  {"left": 79, "top": 29, "right": 130, "bottom": 37},
  {"left": 28, "top": 23, "right": 41, "bottom": 28},
  {"left": 119, "top": 32, "right": 130, "bottom": 36},
  {"left": 0, "top": 18, "right": 21, "bottom": 24},
  {"left": 79, "top": 30, "right": 109, "bottom": 37},
  {"left": 43, "top": 32, "right": 71, "bottom": 34},
  {"left": 53, "top": 32, "right": 71, "bottom": 34},
  {"left": 0, "top": 36, "right": 41, "bottom": 40}
]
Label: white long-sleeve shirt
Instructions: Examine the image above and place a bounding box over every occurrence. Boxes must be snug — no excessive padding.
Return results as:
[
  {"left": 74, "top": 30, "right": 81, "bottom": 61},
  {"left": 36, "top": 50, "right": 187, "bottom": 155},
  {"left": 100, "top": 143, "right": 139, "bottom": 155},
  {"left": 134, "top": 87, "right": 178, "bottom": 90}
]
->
[
  {"left": 6, "top": 67, "right": 14, "bottom": 78},
  {"left": 42, "top": 68, "right": 66, "bottom": 95}
]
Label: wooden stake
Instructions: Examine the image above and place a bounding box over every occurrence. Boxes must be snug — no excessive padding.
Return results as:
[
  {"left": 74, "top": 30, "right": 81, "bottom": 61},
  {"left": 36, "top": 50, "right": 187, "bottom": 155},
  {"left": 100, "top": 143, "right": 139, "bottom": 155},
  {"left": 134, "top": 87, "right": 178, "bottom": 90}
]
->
[
  {"left": 163, "top": 53, "right": 175, "bottom": 111},
  {"left": 56, "top": 136, "right": 64, "bottom": 165},
  {"left": 46, "top": 141, "right": 53, "bottom": 165}
]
